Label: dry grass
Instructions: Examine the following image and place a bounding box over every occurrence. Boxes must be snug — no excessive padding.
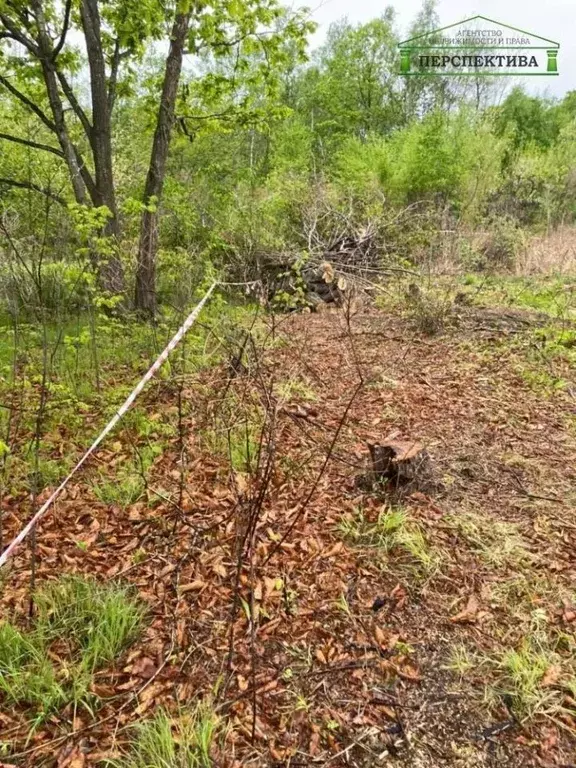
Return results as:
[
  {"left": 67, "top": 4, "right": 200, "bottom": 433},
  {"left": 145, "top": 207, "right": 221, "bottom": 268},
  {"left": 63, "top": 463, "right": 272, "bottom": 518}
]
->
[{"left": 516, "top": 226, "right": 576, "bottom": 275}]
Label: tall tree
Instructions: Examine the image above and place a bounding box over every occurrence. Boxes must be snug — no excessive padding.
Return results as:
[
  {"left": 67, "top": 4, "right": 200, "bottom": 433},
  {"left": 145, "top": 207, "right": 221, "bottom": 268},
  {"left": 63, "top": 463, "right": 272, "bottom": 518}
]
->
[
  {"left": 135, "top": 1, "right": 312, "bottom": 316},
  {"left": 0, "top": 0, "right": 311, "bottom": 312},
  {"left": 0, "top": 0, "right": 165, "bottom": 292},
  {"left": 135, "top": 9, "right": 191, "bottom": 315},
  {"left": 291, "top": 12, "right": 402, "bottom": 147}
]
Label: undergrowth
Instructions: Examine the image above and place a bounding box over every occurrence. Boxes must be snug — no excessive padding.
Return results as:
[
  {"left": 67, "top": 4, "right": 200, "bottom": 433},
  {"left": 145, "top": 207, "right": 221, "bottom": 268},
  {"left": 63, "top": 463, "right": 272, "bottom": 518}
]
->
[
  {"left": 339, "top": 506, "right": 440, "bottom": 575},
  {"left": 108, "top": 706, "right": 220, "bottom": 768},
  {"left": 0, "top": 576, "right": 145, "bottom": 721}
]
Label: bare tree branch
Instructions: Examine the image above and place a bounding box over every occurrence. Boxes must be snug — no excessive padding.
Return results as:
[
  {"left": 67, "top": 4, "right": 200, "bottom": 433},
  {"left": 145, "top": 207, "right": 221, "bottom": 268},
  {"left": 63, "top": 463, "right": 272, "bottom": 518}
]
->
[
  {"left": 0, "top": 132, "right": 64, "bottom": 157},
  {"left": 51, "top": 0, "right": 72, "bottom": 60},
  {"left": 0, "top": 177, "right": 66, "bottom": 205},
  {"left": 0, "top": 74, "right": 56, "bottom": 132}
]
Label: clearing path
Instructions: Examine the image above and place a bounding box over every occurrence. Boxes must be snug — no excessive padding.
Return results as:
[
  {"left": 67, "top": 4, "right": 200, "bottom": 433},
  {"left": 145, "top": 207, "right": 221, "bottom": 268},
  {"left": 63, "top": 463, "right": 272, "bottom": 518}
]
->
[{"left": 1, "top": 301, "right": 575, "bottom": 767}]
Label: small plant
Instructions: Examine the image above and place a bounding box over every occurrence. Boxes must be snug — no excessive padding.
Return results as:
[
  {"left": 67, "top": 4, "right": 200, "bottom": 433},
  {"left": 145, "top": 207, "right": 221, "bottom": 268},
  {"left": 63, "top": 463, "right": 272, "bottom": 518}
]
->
[
  {"left": 487, "top": 611, "right": 575, "bottom": 722},
  {"left": 404, "top": 283, "right": 456, "bottom": 336},
  {"left": 202, "top": 412, "right": 260, "bottom": 473},
  {"left": 35, "top": 576, "right": 146, "bottom": 669},
  {"left": 445, "top": 644, "right": 478, "bottom": 679},
  {"left": 0, "top": 576, "right": 145, "bottom": 720},
  {"left": 108, "top": 706, "right": 220, "bottom": 768},
  {"left": 272, "top": 256, "right": 309, "bottom": 312},
  {"left": 480, "top": 217, "right": 526, "bottom": 271},
  {"left": 93, "top": 473, "right": 145, "bottom": 508},
  {"left": 339, "top": 506, "right": 440, "bottom": 574}
]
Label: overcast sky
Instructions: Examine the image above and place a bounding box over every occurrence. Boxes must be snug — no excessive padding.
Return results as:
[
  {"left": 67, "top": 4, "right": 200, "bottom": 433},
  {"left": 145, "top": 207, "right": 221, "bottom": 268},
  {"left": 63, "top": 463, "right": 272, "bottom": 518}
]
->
[{"left": 298, "top": 0, "right": 574, "bottom": 98}]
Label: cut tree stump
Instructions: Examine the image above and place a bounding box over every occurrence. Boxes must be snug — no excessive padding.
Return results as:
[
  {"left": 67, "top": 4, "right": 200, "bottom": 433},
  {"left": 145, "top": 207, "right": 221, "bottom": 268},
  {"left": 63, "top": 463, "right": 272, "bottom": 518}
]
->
[{"left": 367, "top": 438, "right": 434, "bottom": 491}]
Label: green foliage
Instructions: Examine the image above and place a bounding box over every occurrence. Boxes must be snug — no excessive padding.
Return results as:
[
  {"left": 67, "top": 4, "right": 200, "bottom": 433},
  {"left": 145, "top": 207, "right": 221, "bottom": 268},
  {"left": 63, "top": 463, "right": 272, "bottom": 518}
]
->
[
  {"left": 495, "top": 87, "right": 560, "bottom": 151},
  {"left": 0, "top": 576, "right": 145, "bottom": 718},
  {"left": 298, "top": 13, "right": 402, "bottom": 141}
]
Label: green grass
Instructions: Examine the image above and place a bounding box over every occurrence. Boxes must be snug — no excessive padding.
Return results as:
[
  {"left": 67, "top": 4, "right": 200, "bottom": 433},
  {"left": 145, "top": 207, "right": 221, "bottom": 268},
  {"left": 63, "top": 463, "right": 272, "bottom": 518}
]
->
[
  {"left": 0, "top": 298, "right": 258, "bottom": 500},
  {"left": 461, "top": 274, "right": 576, "bottom": 319},
  {"left": 34, "top": 576, "right": 146, "bottom": 669},
  {"left": 445, "top": 644, "right": 478, "bottom": 680},
  {"left": 339, "top": 506, "right": 441, "bottom": 575},
  {"left": 275, "top": 377, "right": 316, "bottom": 403},
  {"left": 93, "top": 473, "right": 146, "bottom": 508},
  {"left": 0, "top": 622, "right": 70, "bottom": 712},
  {"left": 0, "top": 576, "right": 145, "bottom": 721},
  {"left": 495, "top": 641, "right": 556, "bottom": 720},
  {"left": 446, "top": 511, "right": 534, "bottom": 570},
  {"left": 479, "top": 610, "right": 576, "bottom": 723},
  {"left": 107, "top": 706, "right": 220, "bottom": 768}
]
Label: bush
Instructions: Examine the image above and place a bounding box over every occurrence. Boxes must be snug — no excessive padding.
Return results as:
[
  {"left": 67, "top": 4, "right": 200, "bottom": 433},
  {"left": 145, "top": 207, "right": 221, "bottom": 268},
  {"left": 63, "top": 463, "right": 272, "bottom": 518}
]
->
[
  {"left": 479, "top": 217, "right": 526, "bottom": 271},
  {"left": 0, "top": 260, "right": 94, "bottom": 319}
]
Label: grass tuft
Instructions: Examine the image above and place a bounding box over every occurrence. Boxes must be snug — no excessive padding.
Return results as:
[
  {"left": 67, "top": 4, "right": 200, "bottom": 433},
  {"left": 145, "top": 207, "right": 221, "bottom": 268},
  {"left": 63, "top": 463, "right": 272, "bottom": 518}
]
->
[
  {"left": 339, "top": 506, "right": 440, "bottom": 575},
  {"left": 0, "top": 576, "right": 145, "bottom": 719},
  {"left": 108, "top": 706, "right": 220, "bottom": 768},
  {"left": 447, "top": 511, "right": 534, "bottom": 570},
  {"left": 35, "top": 575, "right": 146, "bottom": 669}
]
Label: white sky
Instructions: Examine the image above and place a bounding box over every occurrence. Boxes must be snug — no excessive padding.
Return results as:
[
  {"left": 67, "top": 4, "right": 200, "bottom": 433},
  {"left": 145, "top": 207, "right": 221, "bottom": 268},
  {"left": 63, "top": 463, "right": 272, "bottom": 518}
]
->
[{"left": 299, "top": 0, "right": 574, "bottom": 98}]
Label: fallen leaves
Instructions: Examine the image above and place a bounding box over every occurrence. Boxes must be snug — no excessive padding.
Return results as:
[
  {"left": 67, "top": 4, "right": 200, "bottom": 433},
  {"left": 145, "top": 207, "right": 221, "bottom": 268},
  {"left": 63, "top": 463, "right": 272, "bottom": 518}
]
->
[
  {"left": 541, "top": 665, "right": 562, "bottom": 688},
  {"left": 2, "top": 306, "right": 576, "bottom": 768},
  {"left": 451, "top": 594, "right": 480, "bottom": 624}
]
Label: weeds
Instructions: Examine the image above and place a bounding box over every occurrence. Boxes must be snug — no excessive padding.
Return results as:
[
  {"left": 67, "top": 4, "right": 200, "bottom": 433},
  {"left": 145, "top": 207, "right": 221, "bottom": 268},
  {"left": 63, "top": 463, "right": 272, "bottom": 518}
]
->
[
  {"left": 404, "top": 284, "right": 457, "bottom": 336},
  {"left": 93, "top": 473, "right": 146, "bottom": 507},
  {"left": 447, "top": 512, "right": 534, "bottom": 570},
  {"left": 35, "top": 576, "right": 146, "bottom": 668},
  {"left": 339, "top": 506, "right": 440, "bottom": 575},
  {"left": 0, "top": 576, "right": 145, "bottom": 719},
  {"left": 485, "top": 611, "right": 576, "bottom": 722},
  {"left": 108, "top": 706, "right": 220, "bottom": 768},
  {"left": 446, "top": 644, "right": 478, "bottom": 680},
  {"left": 275, "top": 377, "right": 316, "bottom": 403},
  {"left": 201, "top": 397, "right": 261, "bottom": 473}
]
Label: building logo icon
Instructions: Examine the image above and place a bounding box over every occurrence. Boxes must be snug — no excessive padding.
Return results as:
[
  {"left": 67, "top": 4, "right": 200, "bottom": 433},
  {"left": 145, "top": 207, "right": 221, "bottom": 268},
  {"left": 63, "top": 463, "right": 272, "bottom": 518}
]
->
[{"left": 399, "top": 16, "right": 559, "bottom": 77}]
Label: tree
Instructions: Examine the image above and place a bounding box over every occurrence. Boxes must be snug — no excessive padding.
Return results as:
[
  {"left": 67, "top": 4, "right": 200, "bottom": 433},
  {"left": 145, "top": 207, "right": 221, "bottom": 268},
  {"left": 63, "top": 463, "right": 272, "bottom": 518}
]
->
[
  {"left": 0, "top": 0, "right": 165, "bottom": 293},
  {"left": 0, "top": 0, "right": 311, "bottom": 312},
  {"left": 293, "top": 12, "right": 402, "bottom": 146},
  {"left": 495, "top": 87, "right": 560, "bottom": 151},
  {"left": 135, "top": 1, "right": 312, "bottom": 316},
  {"left": 135, "top": 9, "right": 191, "bottom": 316}
]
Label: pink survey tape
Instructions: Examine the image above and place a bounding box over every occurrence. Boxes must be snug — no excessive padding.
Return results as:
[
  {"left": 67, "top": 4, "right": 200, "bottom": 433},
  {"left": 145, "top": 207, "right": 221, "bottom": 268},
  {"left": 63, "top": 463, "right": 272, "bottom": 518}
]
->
[{"left": 0, "top": 282, "right": 217, "bottom": 569}]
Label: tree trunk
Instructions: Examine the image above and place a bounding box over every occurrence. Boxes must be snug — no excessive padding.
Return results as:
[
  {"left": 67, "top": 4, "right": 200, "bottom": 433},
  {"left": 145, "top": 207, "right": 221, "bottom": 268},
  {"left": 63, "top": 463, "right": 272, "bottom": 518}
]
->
[
  {"left": 135, "top": 10, "right": 191, "bottom": 317},
  {"left": 80, "top": 0, "right": 125, "bottom": 295},
  {"left": 31, "top": 0, "right": 87, "bottom": 204}
]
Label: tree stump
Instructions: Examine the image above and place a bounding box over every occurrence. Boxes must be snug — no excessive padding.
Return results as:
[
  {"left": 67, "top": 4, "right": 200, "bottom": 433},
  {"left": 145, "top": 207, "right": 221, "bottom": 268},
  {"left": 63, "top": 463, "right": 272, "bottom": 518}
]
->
[{"left": 367, "top": 439, "right": 434, "bottom": 491}]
